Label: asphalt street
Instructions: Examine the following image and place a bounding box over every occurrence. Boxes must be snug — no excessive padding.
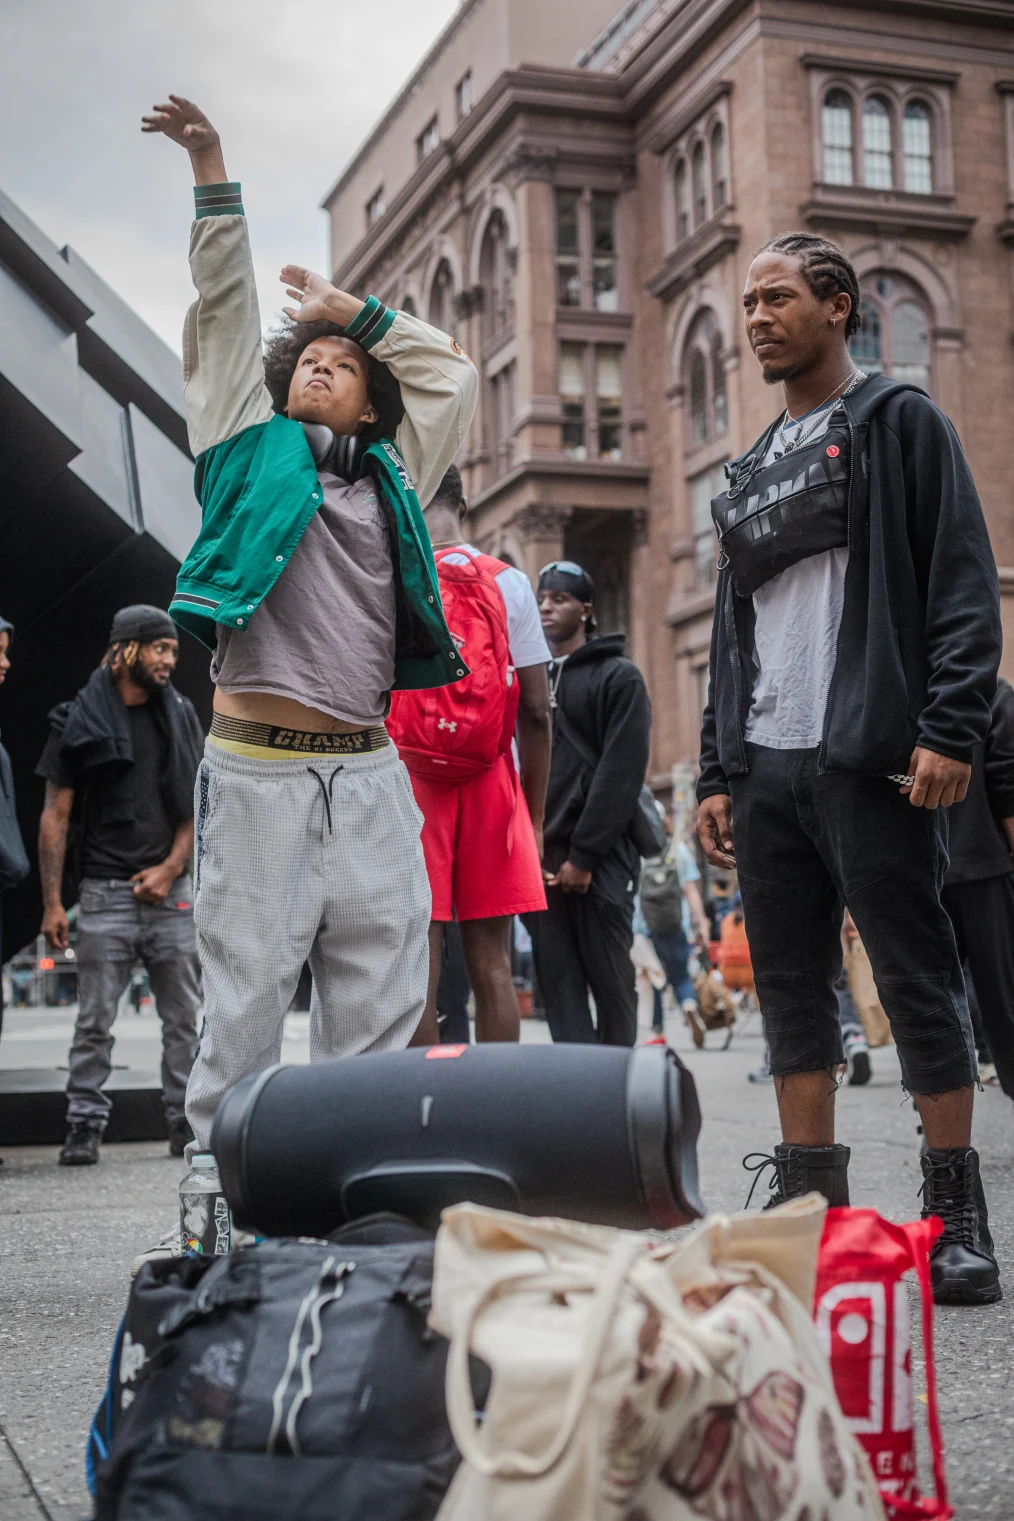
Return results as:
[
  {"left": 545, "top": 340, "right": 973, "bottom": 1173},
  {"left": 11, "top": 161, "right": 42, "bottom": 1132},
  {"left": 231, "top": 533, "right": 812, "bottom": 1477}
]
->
[{"left": 0, "top": 1003, "right": 1011, "bottom": 1519}]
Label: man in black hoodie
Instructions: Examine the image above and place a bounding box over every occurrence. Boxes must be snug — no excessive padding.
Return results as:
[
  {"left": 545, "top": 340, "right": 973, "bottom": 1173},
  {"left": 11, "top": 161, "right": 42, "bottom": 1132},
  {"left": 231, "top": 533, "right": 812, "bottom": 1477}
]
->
[
  {"left": 697, "top": 233, "right": 1001, "bottom": 1306},
  {"left": 524, "top": 563, "right": 651, "bottom": 1045},
  {"left": 37, "top": 606, "right": 204, "bottom": 1166}
]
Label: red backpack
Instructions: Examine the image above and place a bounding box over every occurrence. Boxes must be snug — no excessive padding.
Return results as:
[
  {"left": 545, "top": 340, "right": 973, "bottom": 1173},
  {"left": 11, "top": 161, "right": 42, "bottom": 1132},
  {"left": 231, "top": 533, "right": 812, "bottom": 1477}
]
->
[{"left": 388, "top": 549, "right": 520, "bottom": 781}]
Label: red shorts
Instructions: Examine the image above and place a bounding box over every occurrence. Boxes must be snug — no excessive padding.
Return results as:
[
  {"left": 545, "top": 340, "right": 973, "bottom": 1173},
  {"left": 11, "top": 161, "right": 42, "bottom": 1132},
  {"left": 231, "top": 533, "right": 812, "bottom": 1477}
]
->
[{"left": 408, "top": 755, "right": 548, "bottom": 922}]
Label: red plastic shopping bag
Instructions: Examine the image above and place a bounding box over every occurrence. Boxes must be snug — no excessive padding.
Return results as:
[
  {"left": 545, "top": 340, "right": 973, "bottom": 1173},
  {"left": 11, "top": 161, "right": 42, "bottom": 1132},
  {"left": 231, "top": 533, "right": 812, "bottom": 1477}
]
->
[{"left": 814, "top": 1208, "right": 952, "bottom": 1520}]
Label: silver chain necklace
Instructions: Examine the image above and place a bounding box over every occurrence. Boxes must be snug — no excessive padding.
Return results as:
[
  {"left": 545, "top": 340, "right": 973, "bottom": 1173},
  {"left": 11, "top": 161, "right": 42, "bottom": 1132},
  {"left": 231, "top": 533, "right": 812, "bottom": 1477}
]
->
[{"left": 775, "top": 368, "right": 865, "bottom": 456}]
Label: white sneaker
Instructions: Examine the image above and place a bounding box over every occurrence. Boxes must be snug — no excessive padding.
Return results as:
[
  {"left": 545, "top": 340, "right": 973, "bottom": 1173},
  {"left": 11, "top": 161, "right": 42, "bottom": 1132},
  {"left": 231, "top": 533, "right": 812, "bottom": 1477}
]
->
[
  {"left": 130, "top": 1222, "right": 181, "bottom": 1278},
  {"left": 844, "top": 1028, "right": 872, "bottom": 1087},
  {"left": 130, "top": 1221, "right": 259, "bottom": 1277}
]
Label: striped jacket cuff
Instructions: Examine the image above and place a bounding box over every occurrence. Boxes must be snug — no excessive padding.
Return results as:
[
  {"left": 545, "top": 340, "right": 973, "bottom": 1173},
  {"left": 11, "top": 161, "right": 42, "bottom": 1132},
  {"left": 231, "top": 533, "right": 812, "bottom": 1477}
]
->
[
  {"left": 344, "top": 295, "right": 396, "bottom": 350},
  {"left": 194, "top": 182, "right": 244, "bottom": 219}
]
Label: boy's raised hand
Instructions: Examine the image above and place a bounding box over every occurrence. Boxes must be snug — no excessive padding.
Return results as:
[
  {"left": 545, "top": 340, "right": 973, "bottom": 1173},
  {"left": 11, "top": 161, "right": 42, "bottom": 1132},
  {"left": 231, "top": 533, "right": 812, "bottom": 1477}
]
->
[
  {"left": 142, "top": 95, "right": 227, "bottom": 183},
  {"left": 281, "top": 266, "right": 362, "bottom": 328}
]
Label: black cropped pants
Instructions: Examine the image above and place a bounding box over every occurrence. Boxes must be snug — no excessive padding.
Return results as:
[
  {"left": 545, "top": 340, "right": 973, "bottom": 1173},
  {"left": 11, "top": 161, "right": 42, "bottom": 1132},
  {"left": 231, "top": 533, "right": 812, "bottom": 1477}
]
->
[{"left": 729, "top": 745, "right": 976, "bottom": 1094}]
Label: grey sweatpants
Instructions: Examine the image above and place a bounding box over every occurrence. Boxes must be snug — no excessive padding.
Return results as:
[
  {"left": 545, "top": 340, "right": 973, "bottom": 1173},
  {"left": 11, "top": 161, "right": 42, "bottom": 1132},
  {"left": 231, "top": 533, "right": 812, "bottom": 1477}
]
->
[
  {"left": 69, "top": 876, "right": 201, "bottom": 1126},
  {"left": 185, "top": 740, "right": 431, "bottom": 1149}
]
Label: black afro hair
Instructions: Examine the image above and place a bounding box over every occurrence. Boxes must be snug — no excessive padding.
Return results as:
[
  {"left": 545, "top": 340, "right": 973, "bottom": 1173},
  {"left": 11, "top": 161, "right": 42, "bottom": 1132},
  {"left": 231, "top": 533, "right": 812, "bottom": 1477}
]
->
[{"left": 262, "top": 318, "right": 404, "bottom": 446}]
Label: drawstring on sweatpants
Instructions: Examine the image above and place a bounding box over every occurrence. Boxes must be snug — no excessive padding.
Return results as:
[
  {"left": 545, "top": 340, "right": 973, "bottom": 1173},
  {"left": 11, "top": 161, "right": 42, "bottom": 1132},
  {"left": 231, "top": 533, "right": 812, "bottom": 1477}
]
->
[{"left": 307, "top": 765, "right": 345, "bottom": 836}]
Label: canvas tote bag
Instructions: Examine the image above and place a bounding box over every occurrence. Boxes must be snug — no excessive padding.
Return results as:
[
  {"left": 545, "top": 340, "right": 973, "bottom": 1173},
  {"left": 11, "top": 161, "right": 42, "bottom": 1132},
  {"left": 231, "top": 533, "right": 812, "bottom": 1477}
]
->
[{"left": 431, "top": 1199, "right": 884, "bottom": 1521}]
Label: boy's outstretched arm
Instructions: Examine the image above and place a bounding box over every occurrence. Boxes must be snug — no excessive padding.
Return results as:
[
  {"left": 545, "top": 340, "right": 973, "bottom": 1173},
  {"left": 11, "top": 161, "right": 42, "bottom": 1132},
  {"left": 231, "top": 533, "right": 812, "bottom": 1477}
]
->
[
  {"left": 143, "top": 95, "right": 272, "bottom": 457},
  {"left": 141, "top": 95, "right": 228, "bottom": 184}
]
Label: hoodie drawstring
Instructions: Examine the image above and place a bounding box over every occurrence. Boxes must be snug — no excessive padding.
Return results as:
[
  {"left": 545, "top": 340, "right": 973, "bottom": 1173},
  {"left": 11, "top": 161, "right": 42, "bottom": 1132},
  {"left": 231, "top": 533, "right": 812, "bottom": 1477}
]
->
[{"left": 306, "top": 764, "right": 344, "bottom": 837}]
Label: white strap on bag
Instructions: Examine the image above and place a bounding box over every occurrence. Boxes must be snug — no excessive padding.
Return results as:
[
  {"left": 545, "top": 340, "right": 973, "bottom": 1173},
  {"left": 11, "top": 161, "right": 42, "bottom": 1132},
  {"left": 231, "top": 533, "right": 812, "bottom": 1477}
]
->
[{"left": 444, "top": 1234, "right": 647, "bottom": 1479}]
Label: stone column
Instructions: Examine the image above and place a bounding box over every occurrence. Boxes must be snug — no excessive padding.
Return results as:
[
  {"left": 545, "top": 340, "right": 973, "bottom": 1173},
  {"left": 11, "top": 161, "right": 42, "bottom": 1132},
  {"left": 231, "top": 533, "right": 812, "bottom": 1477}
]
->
[{"left": 512, "top": 504, "right": 573, "bottom": 586}]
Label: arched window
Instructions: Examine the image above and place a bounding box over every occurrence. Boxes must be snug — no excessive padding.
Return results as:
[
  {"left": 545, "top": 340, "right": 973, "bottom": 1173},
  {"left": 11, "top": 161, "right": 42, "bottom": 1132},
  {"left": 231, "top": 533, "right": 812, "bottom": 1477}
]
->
[
  {"left": 675, "top": 158, "right": 689, "bottom": 241},
  {"left": 849, "top": 274, "right": 931, "bottom": 393},
  {"left": 822, "top": 90, "right": 854, "bottom": 185},
  {"left": 902, "top": 101, "right": 933, "bottom": 194},
  {"left": 863, "top": 96, "right": 893, "bottom": 188},
  {"left": 429, "top": 259, "right": 455, "bottom": 335},
  {"left": 691, "top": 141, "right": 707, "bottom": 228},
  {"left": 480, "top": 210, "right": 512, "bottom": 340},
  {"left": 683, "top": 309, "right": 727, "bottom": 449},
  {"left": 710, "top": 122, "right": 727, "bottom": 210},
  {"left": 689, "top": 351, "right": 708, "bottom": 446}
]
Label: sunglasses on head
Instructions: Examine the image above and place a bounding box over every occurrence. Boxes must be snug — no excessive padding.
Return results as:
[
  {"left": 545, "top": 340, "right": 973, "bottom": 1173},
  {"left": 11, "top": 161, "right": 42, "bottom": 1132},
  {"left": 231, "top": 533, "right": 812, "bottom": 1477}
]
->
[{"left": 539, "top": 560, "right": 587, "bottom": 579}]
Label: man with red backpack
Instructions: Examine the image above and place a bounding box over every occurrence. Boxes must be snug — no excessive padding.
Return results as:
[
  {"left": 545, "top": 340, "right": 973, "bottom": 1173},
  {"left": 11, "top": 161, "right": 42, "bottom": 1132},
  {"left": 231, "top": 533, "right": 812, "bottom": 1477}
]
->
[{"left": 388, "top": 467, "right": 552, "bottom": 1042}]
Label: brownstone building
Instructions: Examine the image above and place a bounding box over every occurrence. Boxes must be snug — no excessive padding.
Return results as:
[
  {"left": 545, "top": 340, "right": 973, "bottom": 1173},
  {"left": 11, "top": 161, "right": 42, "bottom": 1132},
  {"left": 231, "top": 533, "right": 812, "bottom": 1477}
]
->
[{"left": 324, "top": 0, "right": 1014, "bottom": 789}]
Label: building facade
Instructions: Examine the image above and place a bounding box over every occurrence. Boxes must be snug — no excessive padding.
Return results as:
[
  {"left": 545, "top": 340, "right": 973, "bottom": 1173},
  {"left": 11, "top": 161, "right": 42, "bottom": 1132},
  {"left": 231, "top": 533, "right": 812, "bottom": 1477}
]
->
[{"left": 324, "top": 0, "right": 1014, "bottom": 789}]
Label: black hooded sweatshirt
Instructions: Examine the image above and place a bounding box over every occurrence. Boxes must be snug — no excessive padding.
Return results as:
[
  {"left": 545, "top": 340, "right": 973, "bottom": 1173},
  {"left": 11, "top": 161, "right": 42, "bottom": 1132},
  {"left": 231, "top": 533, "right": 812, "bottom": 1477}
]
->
[
  {"left": 698, "top": 375, "right": 1002, "bottom": 800},
  {"left": 544, "top": 633, "right": 652, "bottom": 904}
]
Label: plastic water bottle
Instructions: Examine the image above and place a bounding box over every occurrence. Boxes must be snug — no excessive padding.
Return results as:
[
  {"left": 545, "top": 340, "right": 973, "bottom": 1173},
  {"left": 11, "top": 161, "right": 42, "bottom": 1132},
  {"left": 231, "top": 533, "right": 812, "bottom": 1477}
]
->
[{"left": 179, "top": 1152, "right": 231, "bottom": 1256}]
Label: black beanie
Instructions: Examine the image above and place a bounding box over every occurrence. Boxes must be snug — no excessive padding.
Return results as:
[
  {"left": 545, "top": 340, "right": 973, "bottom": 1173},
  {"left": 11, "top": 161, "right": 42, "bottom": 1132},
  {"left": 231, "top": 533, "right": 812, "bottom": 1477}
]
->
[{"left": 108, "top": 605, "right": 177, "bottom": 646}]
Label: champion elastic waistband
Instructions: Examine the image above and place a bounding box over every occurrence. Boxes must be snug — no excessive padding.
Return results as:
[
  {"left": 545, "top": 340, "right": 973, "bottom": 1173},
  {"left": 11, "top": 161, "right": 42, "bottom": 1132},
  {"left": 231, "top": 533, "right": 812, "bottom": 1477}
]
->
[{"left": 209, "top": 713, "right": 390, "bottom": 757}]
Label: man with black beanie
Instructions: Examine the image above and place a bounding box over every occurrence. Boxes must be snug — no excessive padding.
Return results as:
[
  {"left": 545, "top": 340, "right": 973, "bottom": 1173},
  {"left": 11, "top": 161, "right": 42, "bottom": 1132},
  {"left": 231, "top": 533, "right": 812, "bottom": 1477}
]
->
[
  {"left": 37, "top": 605, "right": 204, "bottom": 1165},
  {"left": 524, "top": 562, "right": 651, "bottom": 1045}
]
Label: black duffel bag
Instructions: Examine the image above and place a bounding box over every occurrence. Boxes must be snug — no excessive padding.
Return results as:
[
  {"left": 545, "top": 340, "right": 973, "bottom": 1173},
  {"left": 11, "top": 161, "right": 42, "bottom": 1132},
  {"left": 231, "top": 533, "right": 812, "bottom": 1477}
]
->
[
  {"left": 90, "top": 1215, "right": 485, "bottom": 1521},
  {"left": 212, "top": 1042, "right": 703, "bottom": 1239}
]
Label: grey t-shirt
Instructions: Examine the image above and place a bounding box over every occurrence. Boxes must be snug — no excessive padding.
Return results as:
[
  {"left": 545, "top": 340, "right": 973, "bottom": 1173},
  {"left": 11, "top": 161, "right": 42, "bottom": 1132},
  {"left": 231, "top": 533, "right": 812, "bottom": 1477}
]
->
[
  {"left": 211, "top": 471, "right": 396, "bottom": 727},
  {"left": 744, "top": 406, "right": 849, "bottom": 750}
]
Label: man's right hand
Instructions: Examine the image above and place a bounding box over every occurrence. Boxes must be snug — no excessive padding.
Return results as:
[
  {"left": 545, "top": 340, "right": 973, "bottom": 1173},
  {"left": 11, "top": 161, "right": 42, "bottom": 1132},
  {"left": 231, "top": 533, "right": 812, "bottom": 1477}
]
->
[
  {"left": 696, "top": 794, "right": 735, "bottom": 869},
  {"left": 42, "top": 904, "right": 70, "bottom": 952},
  {"left": 141, "top": 96, "right": 220, "bottom": 154}
]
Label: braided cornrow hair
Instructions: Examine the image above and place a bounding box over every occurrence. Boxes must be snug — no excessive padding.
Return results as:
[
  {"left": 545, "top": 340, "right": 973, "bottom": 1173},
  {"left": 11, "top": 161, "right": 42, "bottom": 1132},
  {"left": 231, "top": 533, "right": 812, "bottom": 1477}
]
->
[{"left": 757, "top": 232, "right": 862, "bottom": 338}]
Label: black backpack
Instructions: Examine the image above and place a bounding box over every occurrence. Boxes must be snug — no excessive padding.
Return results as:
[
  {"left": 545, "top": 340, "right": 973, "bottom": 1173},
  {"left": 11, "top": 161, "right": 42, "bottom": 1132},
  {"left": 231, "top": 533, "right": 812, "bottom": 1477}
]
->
[
  {"left": 89, "top": 1216, "right": 486, "bottom": 1521},
  {"left": 639, "top": 851, "right": 683, "bottom": 938}
]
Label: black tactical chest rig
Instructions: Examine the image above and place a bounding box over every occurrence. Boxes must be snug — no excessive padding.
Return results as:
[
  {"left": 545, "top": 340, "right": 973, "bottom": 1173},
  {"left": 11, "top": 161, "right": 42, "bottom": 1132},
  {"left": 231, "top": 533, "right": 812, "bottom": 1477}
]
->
[{"left": 710, "top": 418, "right": 851, "bottom": 597}]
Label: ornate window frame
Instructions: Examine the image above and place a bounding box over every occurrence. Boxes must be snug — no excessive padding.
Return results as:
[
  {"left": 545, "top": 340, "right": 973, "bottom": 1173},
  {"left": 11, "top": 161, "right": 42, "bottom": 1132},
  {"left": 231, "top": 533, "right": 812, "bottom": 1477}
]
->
[
  {"left": 997, "top": 81, "right": 1014, "bottom": 246},
  {"left": 800, "top": 56, "right": 973, "bottom": 242},
  {"left": 662, "top": 85, "right": 733, "bottom": 253}
]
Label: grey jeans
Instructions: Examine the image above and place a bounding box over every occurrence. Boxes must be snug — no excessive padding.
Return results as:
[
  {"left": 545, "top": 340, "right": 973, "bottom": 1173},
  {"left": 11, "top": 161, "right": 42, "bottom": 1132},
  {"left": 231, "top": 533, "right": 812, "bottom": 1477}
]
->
[{"left": 68, "top": 876, "right": 201, "bottom": 1126}]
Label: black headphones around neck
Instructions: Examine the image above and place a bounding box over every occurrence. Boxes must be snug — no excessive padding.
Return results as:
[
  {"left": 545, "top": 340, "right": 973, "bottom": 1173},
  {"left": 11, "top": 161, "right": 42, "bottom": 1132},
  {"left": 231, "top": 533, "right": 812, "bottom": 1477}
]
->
[{"left": 301, "top": 423, "right": 364, "bottom": 483}]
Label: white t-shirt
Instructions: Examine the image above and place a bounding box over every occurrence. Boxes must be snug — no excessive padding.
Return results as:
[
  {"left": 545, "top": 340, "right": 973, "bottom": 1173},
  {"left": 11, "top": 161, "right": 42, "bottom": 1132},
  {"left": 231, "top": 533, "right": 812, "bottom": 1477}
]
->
[
  {"left": 438, "top": 544, "right": 551, "bottom": 669},
  {"left": 743, "top": 406, "right": 849, "bottom": 750}
]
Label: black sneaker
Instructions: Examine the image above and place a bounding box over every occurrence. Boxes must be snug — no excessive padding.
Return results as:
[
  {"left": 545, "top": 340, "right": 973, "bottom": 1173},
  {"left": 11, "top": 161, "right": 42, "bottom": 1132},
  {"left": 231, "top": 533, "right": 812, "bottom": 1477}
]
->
[
  {"left": 744, "top": 1142, "right": 851, "bottom": 1210},
  {"left": 59, "top": 1122, "right": 103, "bottom": 1167},
  {"left": 920, "top": 1146, "right": 1002, "bottom": 1306},
  {"left": 167, "top": 1115, "right": 195, "bottom": 1158}
]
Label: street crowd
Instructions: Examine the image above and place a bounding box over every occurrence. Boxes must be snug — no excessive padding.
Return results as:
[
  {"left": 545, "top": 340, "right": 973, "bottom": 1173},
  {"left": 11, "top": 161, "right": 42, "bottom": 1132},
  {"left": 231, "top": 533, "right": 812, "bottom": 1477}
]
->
[{"left": 0, "top": 94, "right": 1011, "bottom": 1315}]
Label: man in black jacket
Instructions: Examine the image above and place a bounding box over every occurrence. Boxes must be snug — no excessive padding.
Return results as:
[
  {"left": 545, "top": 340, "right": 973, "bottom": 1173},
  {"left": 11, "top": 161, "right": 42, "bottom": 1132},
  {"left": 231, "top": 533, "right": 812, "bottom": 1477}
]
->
[
  {"left": 37, "top": 606, "right": 204, "bottom": 1166},
  {"left": 524, "top": 563, "right": 651, "bottom": 1045},
  {"left": 942, "top": 677, "right": 1014, "bottom": 1104},
  {"left": 697, "top": 233, "right": 1001, "bottom": 1306}
]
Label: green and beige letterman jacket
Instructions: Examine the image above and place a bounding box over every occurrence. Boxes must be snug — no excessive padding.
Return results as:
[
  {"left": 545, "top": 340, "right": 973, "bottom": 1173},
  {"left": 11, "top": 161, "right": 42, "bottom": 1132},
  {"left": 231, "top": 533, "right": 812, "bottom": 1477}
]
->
[{"left": 170, "top": 181, "right": 478, "bottom": 691}]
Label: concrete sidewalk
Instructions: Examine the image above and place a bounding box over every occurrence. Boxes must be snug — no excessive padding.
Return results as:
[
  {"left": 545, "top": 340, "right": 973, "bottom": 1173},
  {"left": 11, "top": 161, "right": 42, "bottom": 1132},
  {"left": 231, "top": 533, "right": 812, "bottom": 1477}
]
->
[{"left": 0, "top": 1008, "right": 1010, "bottom": 1518}]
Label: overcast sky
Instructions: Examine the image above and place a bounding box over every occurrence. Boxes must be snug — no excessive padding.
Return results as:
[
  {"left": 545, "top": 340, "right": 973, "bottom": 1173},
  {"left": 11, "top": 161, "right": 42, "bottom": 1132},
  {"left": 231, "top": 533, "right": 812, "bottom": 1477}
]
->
[{"left": 0, "top": 0, "right": 458, "bottom": 351}]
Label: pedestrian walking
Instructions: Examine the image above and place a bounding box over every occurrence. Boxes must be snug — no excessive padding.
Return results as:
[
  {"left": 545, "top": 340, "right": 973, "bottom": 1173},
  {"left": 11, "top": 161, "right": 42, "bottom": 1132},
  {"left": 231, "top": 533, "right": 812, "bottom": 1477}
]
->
[
  {"left": 697, "top": 232, "right": 1002, "bottom": 1304},
  {"left": 142, "top": 97, "right": 476, "bottom": 1155},
  {"left": 524, "top": 563, "right": 652, "bottom": 1046},
  {"left": 0, "top": 615, "right": 31, "bottom": 1168},
  {"left": 640, "top": 817, "right": 710, "bottom": 1042},
  {"left": 941, "top": 676, "right": 1014, "bottom": 1104},
  {"left": 36, "top": 606, "right": 204, "bottom": 1165},
  {"left": 388, "top": 465, "right": 551, "bottom": 1042}
]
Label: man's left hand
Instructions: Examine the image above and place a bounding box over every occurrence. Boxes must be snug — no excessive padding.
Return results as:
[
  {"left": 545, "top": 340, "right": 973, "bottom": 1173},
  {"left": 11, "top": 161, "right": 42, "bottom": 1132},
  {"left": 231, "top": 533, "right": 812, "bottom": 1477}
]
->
[
  {"left": 546, "top": 860, "right": 592, "bottom": 894},
  {"left": 901, "top": 747, "right": 970, "bottom": 809},
  {"left": 130, "top": 862, "right": 177, "bottom": 905}
]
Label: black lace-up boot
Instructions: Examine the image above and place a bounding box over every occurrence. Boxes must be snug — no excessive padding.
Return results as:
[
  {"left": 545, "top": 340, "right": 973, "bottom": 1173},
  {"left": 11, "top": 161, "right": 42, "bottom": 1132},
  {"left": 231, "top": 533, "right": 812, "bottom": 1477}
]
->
[
  {"left": 920, "top": 1147, "right": 1002, "bottom": 1305},
  {"left": 745, "top": 1142, "right": 851, "bottom": 1210},
  {"left": 58, "top": 1121, "right": 103, "bottom": 1166}
]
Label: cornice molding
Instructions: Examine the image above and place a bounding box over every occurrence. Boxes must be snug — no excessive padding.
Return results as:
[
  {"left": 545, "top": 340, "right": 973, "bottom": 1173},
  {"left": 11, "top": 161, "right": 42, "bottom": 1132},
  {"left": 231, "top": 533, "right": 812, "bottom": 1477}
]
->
[
  {"left": 646, "top": 217, "right": 741, "bottom": 303},
  {"left": 641, "top": 80, "right": 732, "bottom": 157},
  {"left": 799, "top": 52, "right": 959, "bottom": 86},
  {"left": 332, "top": 66, "right": 627, "bottom": 289},
  {"left": 469, "top": 457, "right": 651, "bottom": 514},
  {"left": 801, "top": 186, "right": 976, "bottom": 242}
]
